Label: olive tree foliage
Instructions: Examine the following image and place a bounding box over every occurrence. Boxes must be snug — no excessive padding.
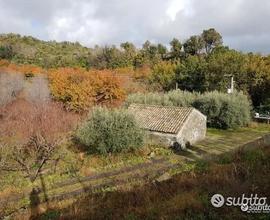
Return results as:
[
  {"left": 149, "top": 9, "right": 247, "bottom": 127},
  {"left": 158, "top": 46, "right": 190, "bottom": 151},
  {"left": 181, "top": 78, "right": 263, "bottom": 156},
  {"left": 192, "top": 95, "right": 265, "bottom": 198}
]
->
[
  {"left": 126, "top": 90, "right": 198, "bottom": 107},
  {"left": 126, "top": 90, "right": 251, "bottom": 129},
  {"left": 193, "top": 91, "right": 251, "bottom": 129},
  {"left": 75, "top": 107, "right": 144, "bottom": 154},
  {"left": 0, "top": 72, "right": 24, "bottom": 105}
]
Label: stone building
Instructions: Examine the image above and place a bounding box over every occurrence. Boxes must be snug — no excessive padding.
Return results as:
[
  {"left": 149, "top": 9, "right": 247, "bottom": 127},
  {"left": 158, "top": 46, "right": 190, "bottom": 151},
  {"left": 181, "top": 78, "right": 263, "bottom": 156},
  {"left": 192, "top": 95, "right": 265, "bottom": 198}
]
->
[{"left": 128, "top": 104, "right": 207, "bottom": 149}]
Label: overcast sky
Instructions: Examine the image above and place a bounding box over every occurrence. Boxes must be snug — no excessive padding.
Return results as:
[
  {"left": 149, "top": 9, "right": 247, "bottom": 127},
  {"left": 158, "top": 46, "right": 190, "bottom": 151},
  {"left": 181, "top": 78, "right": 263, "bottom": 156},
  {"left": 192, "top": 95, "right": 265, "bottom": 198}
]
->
[{"left": 0, "top": 0, "right": 269, "bottom": 53}]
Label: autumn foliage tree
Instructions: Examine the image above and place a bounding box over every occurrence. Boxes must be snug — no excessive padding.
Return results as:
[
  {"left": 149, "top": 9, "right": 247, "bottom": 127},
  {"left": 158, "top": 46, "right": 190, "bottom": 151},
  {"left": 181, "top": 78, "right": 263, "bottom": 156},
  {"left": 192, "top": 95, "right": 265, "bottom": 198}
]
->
[{"left": 48, "top": 68, "right": 125, "bottom": 111}]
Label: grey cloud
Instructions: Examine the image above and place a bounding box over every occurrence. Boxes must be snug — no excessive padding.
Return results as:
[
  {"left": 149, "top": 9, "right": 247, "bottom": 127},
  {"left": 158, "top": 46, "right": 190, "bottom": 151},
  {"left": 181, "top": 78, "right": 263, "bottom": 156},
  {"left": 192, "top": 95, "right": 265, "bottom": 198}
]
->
[{"left": 0, "top": 0, "right": 269, "bottom": 53}]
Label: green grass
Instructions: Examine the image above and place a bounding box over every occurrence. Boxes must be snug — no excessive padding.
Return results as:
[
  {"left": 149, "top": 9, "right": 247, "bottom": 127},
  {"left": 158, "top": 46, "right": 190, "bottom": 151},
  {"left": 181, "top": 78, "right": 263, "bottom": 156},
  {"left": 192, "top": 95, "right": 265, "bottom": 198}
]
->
[{"left": 187, "top": 123, "right": 270, "bottom": 157}]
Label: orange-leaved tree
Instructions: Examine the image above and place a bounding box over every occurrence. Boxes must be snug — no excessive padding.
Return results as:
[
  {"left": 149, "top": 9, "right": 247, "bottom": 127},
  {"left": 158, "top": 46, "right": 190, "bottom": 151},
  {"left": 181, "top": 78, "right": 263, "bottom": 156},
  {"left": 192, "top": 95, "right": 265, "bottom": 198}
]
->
[{"left": 48, "top": 68, "right": 125, "bottom": 111}]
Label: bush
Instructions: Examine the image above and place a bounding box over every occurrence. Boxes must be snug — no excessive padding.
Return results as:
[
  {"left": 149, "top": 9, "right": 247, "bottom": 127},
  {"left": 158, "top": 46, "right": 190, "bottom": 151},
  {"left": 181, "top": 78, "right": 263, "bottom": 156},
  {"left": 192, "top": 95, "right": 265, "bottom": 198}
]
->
[
  {"left": 126, "top": 92, "right": 172, "bottom": 106},
  {"left": 75, "top": 107, "right": 144, "bottom": 154},
  {"left": 0, "top": 45, "right": 13, "bottom": 59},
  {"left": 126, "top": 90, "right": 251, "bottom": 129},
  {"left": 126, "top": 90, "right": 198, "bottom": 107},
  {"left": 167, "top": 90, "right": 198, "bottom": 107},
  {"left": 48, "top": 68, "right": 125, "bottom": 111},
  {"left": 193, "top": 91, "right": 251, "bottom": 129}
]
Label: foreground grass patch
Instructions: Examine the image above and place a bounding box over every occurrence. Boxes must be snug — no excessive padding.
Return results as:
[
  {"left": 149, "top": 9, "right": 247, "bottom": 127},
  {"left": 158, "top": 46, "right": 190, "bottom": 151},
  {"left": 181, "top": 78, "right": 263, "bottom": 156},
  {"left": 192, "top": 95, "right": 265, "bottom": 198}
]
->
[{"left": 39, "top": 145, "right": 270, "bottom": 220}]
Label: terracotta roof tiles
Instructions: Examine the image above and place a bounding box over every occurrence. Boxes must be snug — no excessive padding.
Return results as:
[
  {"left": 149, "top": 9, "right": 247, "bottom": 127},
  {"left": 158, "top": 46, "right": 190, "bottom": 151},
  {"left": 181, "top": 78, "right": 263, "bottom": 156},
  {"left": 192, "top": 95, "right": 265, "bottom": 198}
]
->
[{"left": 128, "top": 104, "right": 194, "bottom": 134}]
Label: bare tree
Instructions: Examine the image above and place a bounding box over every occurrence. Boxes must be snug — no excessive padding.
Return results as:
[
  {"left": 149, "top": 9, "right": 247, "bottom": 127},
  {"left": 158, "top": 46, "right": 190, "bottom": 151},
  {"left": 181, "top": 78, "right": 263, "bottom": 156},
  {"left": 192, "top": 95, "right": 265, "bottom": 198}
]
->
[{"left": 0, "top": 134, "right": 61, "bottom": 182}]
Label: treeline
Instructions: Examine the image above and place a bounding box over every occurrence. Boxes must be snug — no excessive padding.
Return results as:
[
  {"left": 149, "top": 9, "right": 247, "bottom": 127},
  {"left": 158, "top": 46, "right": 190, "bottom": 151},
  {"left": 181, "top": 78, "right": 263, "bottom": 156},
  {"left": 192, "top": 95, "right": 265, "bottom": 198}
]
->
[
  {"left": 0, "top": 28, "right": 223, "bottom": 69},
  {"left": 1, "top": 29, "right": 270, "bottom": 109}
]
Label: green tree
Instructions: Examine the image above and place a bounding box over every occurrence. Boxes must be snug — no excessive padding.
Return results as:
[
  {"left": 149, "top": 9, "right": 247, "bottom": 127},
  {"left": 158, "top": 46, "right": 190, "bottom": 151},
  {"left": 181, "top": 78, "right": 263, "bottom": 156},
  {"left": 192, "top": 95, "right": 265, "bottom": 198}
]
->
[
  {"left": 89, "top": 46, "right": 131, "bottom": 69},
  {"left": 176, "top": 55, "right": 207, "bottom": 91},
  {"left": 170, "top": 38, "right": 182, "bottom": 59},
  {"left": 139, "top": 40, "right": 162, "bottom": 66},
  {"left": 120, "top": 42, "right": 136, "bottom": 56},
  {"left": 201, "top": 28, "right": 223, "bottom": 54},
  {"left": 120, "top": 42, "right": 137, "bottom": 67},
  {"left": 183, "top": 35, "right": 204, "bottom": 55},
  {"left": 149, "top": 61, "right": 177, "bottom": 91},
  {"left": 157, "top": 43, "right": 168, "bottom": 56},
  {"left": 206, "top": 48, "right": 246, "bottom": 92},
  {"left": 245, "top": 54, "right": 270, "bottom": 106}
]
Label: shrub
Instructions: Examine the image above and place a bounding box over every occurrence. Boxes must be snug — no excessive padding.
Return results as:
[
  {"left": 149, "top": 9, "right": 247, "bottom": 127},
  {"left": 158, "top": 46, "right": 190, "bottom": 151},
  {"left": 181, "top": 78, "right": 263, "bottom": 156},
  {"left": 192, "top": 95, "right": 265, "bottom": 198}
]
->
[
  {"left": 0, "top": 59, "right": 10, "bottom": 67},
  {"left": 126, "top": 90, "right": 198, "bottom": 107},
  {"left": 126, "top": 90, "right": 251, "bottom": 129},
  {"left": 167, "top": 90, "right": 198, "bottom": 107},
  {"left": 0, "top": 45, "right": 13, "bottom": 59},
  {"left": 75, "top": 107, "right": 144, "bottom": 154},
  {"left": 193, "top": 91, "right": 251, "bottom": 129},
  {"left": 48, "top": 68, "right": 126, "bottom": 111}
]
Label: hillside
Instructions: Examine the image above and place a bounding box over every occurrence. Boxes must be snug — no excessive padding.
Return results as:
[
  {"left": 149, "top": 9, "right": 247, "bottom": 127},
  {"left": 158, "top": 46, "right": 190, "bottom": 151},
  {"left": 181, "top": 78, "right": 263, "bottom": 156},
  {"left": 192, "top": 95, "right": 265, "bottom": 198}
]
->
[
  {"left": 1, "top": 30, "right": 270, "bottom": 109},
  {"left": 0, "top": 33, "right": 90, "bottom": 68}
]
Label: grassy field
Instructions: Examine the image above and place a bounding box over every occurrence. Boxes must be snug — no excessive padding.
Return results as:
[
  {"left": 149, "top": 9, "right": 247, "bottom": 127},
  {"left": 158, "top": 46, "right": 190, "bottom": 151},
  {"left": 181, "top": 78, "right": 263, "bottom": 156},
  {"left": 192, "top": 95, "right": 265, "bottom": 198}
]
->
[
  {"left": 168, "top": 123, "right": 270, "bottom": 162},
  {"left": 1, "top": 123, "right": 270, "bottom": 218},
  {"left": 68, "top": 145, "right": 270, "bottom": 220},
  {"left": 11, "top": 137, "right": 270, "bottom": 219}
]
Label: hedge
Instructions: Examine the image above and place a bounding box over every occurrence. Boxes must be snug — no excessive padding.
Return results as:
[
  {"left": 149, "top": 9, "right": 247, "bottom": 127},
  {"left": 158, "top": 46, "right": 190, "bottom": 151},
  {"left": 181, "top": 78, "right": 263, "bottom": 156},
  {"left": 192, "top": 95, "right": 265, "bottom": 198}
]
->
[{"left": 126, "top": 90, "right": 251, "bottom": 129}]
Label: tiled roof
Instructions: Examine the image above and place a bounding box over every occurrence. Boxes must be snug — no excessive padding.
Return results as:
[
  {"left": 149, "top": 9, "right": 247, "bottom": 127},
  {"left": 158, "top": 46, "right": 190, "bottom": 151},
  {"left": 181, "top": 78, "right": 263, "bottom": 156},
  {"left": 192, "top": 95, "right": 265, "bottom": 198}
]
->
[{"left": 128, "top": 104, "right": 194, "bottom": 134}]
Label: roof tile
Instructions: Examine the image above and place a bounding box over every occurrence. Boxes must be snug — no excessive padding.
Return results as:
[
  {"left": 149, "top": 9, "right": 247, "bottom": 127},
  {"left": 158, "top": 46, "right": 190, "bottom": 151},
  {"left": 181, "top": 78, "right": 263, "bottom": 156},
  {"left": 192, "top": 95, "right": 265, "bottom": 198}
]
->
[{"left": 128, "top": 104, "right": 194, "bottom": 134}]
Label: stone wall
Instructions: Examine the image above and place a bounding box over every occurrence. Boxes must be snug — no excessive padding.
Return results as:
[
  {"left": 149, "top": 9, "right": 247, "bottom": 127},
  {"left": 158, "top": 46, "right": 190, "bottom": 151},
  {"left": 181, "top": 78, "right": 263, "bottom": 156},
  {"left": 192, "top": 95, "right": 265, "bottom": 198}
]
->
[
  {"left": 176, "top": 109, "right": 207, "bottom": 148},
  {"left": 145, "top": 130, "right": 177, "bottom": 147}
]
